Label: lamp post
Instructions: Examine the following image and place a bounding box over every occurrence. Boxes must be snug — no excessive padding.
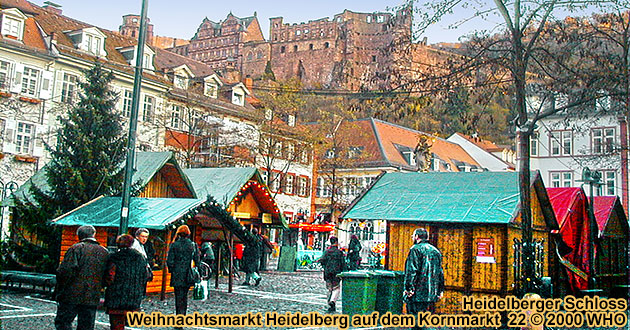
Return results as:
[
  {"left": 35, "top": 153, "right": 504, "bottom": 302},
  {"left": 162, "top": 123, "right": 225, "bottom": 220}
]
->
[
  {"left": 119, "top": 0, "right": 149, "bottom": 236},
  {"left": 580, "top": 167, "right": 602, "bottom": 290}
]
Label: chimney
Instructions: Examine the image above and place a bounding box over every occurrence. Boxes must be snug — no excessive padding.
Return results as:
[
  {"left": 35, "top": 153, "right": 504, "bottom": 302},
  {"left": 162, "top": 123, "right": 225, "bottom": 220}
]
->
[
  {"left": 43, "top": 1, "right": 62, "bottom": 15},
  {"left": 244, "top": 77, "right": 254, "bottom": 92}
]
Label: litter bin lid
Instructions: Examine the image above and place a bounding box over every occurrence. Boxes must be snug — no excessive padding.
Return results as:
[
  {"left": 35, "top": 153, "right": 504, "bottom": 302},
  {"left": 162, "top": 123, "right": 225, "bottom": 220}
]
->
[
  {"left": 338, "top": 270, "right": 373, "bottom": 278},
  {"left": 371, "top": 270, "right": 396, "bottom": 277}
]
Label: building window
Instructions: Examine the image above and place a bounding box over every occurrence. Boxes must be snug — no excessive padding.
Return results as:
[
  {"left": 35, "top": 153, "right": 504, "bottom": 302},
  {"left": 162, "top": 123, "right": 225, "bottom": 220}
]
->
[
  {"left": 592, "top": 128, "right": 615, "bottom": 154},
  {"left": 170, "top": 105, "right": 182, "bottom": 129},
  {"left": 232, "top": 91, "right": 244, "bottom": 106},
  {"left": 550, "top": 171, "right": 572, "bottom": 188},
  {"left": 280, "top": 46, "right": 286, "bottom": 53},
  {"left": 270, "top": 172, "right": 282, "bottom": 193},
  {"left": 600, "top": 171, "right": 616, "bottom": 196},
  {"left": 372, "top": 55, "right": 377, "bottom": 62},
  {"left": 284, "top": 174, "right": 295, "bottom": 195},
  {"left": 294, "top": 45, "right": 298, "bottom": 52},
  {"left": 324, "top": 42, "right": 329, "bottom": 49},
  {"left": 204, "top": 83, "right": 217, "bottom": 98},
  {"left": 2, "top": 15, "right": 22, "bottom": 40},
  {"left": 174, "top": 74, "right": 188, "bottom": 89},
  {"left": 297, "top": 176, "right": 309, "bottom": 197},
  {"left": 362, "top": 221, "right": 374, "bottom": 240},
  {"left": 377, "top": 15, "right": 385, "bottom": 23},
  {"left": 260, "top": 169, "right": 268, "bottom": 185},
  {"left": 286, "top": 142, "right": 295, "bottom": 160},
  {"left": 287, "top": 114, "right": 296, "bottom": 127},
  {"left": 300, "top": 148, "right": 310, "bottom": 163},
  {"left": 530, "top": 131, "right": 539, "bottom": 156},
  {"left": 61, "top": 73, "right": 78, "bottom": 104},
  {"left": 86, "top": 34, "right": 102, "bottom": 55},
  {"left": 21, "top": 67, "right": 39, "bottom": 97},
  {"left": 309, "top": 43, "right": 314, "bottom": 50},
  {"left": 316, "top": 177, "right": 331, "bottom": 198},
  {"left": 0, "top": 60, "right": 12, "bottom": 89},
  {"left": 551, "top": 131, "right": 572, "bottom": 156},
  {"left": 366, "top": 16, "right": 372, "bottom": 23},
  {"left": 142, "top": 95, "right": 155, "bottom": 122},
  {"left": 15, "top": 122, "right": 33, "bottom": 154},
  {"left": 122, "top": 90, "right": 132, "bottom": 117}
]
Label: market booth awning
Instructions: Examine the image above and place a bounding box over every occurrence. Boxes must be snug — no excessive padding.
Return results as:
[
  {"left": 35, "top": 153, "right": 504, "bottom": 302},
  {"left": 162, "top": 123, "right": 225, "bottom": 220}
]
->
[
  {"left": 288, "top": 223, "right": 335, "bottom": 232},
  {"left": 51, "top": 196, "right": 205, "bottom": 229}
]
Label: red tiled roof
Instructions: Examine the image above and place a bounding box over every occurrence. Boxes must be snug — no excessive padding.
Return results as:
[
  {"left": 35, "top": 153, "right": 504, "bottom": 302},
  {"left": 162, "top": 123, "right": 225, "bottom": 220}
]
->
[
  {"left": 153, "top": 47, "right": 215, "bottom": 77},
  {"left": 455, "top": 132, "right": 504, "bottom": 152},
  {"left": 372, "top": 119, "right": 480, "bottom": 171}
]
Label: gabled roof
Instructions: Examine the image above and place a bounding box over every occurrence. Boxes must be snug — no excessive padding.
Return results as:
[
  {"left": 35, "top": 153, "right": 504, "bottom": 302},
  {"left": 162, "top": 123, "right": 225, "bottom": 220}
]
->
[
  {"left": 153, "top": 47, "right": 215, "bottom": 78},
  {"left": 183, "top": 167, "right": 287, "bottom": 227},
  {"left": 340, "top": 171, "right": 556, "bottom": 227},
  {"left": 592, "top": 196, "right": 628, "bottom": 238},
  {"left": 3, "top": 151, "right": 195, "bottom": 206},
  {"left": 51, "top": 196, "right": 204, "bottom": 229}
]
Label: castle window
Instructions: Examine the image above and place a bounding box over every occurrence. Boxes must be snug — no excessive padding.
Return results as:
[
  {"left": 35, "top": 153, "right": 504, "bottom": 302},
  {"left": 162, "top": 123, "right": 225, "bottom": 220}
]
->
[
  {"left": 372, "top": 55, "right": 377, "bottom": 62},
  {"left": 257, "top": 51, "right": 264, "bottom": 59},
  {"left": 294, "top": 45, "right": 298, "bottom": 52},
  {"left": 377, "top": 16, "right": 385, "bottom": 23},
  {"left": 324, "top": 42, "right": 329, "bottom": 49},
  {"left": 366, "top": 16, "right": 372, "bottom": 23},
  {"left": 247, "top": 52, "right": 253, "bottom": 61},
  {"left": 281, "top": 46, "right": 286, "bottom": 54},
  {"left": 309, "top": 44, "right": 313, "bottom": 50},
  {"left": 296, "top": 30, "right": 301, "bottom": 36}
]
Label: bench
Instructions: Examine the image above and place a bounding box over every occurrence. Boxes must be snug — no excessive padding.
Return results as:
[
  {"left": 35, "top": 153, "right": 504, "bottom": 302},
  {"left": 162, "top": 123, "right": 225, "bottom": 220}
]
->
[{"left": 1, "top": 270, "right": 56, "bottom": 295}]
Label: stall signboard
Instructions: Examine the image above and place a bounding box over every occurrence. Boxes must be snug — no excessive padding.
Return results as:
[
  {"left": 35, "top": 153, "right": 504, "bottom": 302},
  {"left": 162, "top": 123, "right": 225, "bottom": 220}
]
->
[{"left": 476, "top": 238, "right": 495, "bottom": 263}]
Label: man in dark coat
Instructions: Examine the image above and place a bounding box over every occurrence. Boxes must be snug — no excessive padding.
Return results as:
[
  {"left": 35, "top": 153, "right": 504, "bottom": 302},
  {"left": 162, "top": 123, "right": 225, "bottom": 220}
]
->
[
  {"left": 318, "top": 236, "right": 346, "bottom": 312},
  {"left": 347, "top": 235, "right": 362, "bottom": 270},
  {"left": 104, "top": 234, "right": 152, "bottom": 330},
  {"left": 404, "top": 228, "right": 444, "bottom": 319},
  {"left": 241, "top": 228, "right": 262, "bottom": 286},
  {"left": 55, "top": 225, "right": 109, "bottom": 330},
  {"left": 166, "top": 225, "right": 200, "bottom": 317}
]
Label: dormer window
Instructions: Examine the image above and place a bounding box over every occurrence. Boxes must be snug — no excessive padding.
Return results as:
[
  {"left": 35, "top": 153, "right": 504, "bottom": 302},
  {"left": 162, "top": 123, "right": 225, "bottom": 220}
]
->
[
  {"left": 116, "top": 45, "right": 154, "bottom": 70},
  {"left": 66, "top": 27, "right": 107, "bottom": 57},
  {"left": 232, "top": 91, "right": 244, "bottom": 106},
  {"left": 171, "top": 65, "right": 192, "bottom": 90},
  {"left": 1, "top": 8, "right": 27, "bottom": 41},
  {"left": 203, "top": 74, "right": 223, "bottom": 98},
  {"left": 287, "top": 114, "right": 296, "bottom": 127}
]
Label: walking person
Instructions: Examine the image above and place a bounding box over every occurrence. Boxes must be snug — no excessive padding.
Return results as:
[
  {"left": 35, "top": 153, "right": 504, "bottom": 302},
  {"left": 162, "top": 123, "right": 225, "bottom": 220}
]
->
[
  {"left": 166, "top": 225, "right": 200, "bottom": 317},
  {"left": 104, "top": 234, "right": 152, "bottom": 330},
  {"left": 241, "top": 228, "right": 262, "bottom": 286},
  {"left": 131, "top": 228, "right": 156, "bottom": 268},
  {"left": 347, "top": 235, "right": 362, "bottom": 270},
  {"left": 54, "top": 225, "right": 109, "bottom": 330},
  {"left": 403, "top": 228, "right": 444, "bottom": 328},
  {"left": 318, "top": 236, "right": 346, "bottom": 312}
]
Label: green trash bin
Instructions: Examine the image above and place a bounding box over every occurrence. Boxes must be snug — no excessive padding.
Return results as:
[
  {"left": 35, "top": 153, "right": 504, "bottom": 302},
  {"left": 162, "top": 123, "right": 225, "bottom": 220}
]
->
[
  {"left": 372, "top": 270, "right": 405, "bottom": 314},
  {"left": 338, "top": 270, "right": 377, "bottom": 316}
]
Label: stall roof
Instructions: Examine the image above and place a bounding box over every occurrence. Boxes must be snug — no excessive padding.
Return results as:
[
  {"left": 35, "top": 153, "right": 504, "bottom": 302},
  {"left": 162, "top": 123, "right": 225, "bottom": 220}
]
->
[
  {"left": 592, "top": 196, "right": 629, "bottom": 238},
  {"left": 340, "top": 171, "right": 553, "bottom": 225},
  {"left": 51, "top": 196, "right": 205, "bottom": 229},
  {"left": 183, "top": 167, "right": 259, "bottom": 206},
  {"left": 3, "top": 151, "right": 194, "bottom": 206}
]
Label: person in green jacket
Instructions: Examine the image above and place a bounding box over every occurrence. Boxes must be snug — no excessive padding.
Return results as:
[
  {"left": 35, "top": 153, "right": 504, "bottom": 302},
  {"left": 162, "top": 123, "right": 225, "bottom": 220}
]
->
[{"left": 403, "top": 228, "right": 444, "bottom": 324}]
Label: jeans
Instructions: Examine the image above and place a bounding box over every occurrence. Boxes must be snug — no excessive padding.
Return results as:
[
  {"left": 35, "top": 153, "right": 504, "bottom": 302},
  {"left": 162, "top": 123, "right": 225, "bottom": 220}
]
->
[
  {"left": 325, "top": 280, "right": 340, "bottom": 304},
  {"left": 54, "top": 302, "right": 97, "bottom": 330},
  {"left": 407, "top": 301, "right": 435, "bottom": 330}
]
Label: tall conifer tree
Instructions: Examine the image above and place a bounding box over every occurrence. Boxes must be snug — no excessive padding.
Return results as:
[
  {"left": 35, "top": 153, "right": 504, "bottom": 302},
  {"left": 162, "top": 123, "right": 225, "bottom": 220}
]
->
[{"left": 9, "top": 62, "right": 126, "bottom": 272}]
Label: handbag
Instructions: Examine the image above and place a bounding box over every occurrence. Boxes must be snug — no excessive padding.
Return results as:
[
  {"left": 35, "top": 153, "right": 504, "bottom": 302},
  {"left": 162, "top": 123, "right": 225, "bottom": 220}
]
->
[{"left": 187, "top": 247, "right": 201, "bottom": 285}]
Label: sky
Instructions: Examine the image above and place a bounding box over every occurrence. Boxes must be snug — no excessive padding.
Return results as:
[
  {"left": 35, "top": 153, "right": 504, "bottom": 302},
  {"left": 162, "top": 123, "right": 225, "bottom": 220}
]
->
[
  {"left": 33, "top": 0, "right": 601, "bottom": 44},
  {"left": 31, "top": 0, "right": 509, "bottom": 44}
]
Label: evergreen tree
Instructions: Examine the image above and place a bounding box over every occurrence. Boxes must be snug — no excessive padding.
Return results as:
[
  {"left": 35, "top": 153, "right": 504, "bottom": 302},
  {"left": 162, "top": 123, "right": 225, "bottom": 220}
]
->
[{"left": 9, "top": 62, "right": 126, "bottom": 273}]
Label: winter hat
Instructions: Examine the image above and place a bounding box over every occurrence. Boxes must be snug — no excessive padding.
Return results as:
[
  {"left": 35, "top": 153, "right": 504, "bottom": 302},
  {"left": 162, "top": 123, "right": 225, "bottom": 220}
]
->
[
  {"left": 116, "top": 234, "right": 135, "bottom": 248},
  {"left": 176, "top": 225, "right": 191, "bottom": 237}
]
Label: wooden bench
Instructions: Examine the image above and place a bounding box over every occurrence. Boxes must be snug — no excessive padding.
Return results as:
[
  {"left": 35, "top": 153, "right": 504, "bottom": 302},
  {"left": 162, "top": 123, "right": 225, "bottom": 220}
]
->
[{"left": 1, "top": 270, "right": 56, "bottom": 296}]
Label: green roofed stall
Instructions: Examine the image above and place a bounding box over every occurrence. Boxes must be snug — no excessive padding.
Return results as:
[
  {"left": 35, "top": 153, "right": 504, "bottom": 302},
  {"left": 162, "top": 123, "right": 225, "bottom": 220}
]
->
[{"left": 51, "top": 196, "right": 205, "bottom": 229}]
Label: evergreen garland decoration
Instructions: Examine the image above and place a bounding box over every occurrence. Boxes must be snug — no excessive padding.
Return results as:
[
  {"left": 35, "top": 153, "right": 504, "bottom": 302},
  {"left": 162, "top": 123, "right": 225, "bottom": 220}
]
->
[{"left": 200, "top": 195, "right": 257, "bottom": 245}]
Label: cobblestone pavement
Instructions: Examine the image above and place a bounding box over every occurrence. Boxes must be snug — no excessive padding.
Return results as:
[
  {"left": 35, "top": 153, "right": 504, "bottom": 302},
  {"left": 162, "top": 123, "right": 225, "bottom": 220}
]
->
[{"left": 0, "top": 271, "right": 627, "bottom": 330}]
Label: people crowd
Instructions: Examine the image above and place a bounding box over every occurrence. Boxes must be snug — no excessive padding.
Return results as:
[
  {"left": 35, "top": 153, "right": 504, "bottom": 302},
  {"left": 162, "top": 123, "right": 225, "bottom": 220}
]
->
[{"left": 54, "top": 225, "right": 430, "bottom": 330}]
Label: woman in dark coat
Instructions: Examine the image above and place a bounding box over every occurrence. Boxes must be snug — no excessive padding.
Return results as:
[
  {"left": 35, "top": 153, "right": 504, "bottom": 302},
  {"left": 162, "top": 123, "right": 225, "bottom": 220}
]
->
[
  {"left": 347, "top": 235, "right": 362, "bottom": 270},
  {"left": 241, "top": 228, "right": 262, "bottom": 286},
  {"left": 166, "top": 225, "right": 200, "bottom": 316},
  {"left": 104, "top": 234, "right": 151, "bottom": 330}
]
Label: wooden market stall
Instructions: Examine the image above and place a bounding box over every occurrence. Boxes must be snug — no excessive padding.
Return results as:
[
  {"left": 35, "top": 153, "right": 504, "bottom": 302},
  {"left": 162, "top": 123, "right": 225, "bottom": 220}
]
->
[{"left": 340, "top": 171, "right": 559, "bottom": 313}]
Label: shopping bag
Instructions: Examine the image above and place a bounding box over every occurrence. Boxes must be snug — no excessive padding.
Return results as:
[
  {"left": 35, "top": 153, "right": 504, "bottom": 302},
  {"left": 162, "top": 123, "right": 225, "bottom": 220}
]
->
[
  {"left": 200, "top": 279, "right": 209, "bottom": 300},
  {"left": 192, "top": 283, "right": 204, "bottom": 300}
]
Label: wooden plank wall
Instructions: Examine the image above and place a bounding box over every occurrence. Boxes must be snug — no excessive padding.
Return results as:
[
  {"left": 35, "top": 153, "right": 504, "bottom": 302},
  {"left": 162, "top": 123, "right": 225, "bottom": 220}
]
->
[
  {"left": 59, "top": 226, "right": 109, "bottom": 262},
  {"left": 387, "top": 222, "right": 430, "bottom": 271},
  {"left": 139, "top": 172, "right": 174, "bottom": 198}
]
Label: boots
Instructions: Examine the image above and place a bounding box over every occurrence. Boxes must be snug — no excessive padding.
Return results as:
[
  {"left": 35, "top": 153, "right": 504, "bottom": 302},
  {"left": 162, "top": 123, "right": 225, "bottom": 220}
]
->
[{"left": 327, "top": 301, "right": 336, "bottom": 312}]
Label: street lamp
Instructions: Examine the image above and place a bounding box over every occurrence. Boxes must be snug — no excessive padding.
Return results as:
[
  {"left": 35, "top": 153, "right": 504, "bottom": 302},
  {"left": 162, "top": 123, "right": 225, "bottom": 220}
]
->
[
  {"left": 119, "top": 0, "right": 149, "bottom": 235},
  {"left": 580, "top": 167, "right": 602, "bottom": 290}
]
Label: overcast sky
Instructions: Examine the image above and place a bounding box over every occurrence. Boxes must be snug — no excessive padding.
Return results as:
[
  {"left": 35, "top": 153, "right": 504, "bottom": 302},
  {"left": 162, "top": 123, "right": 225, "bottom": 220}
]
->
[{"left": 35, "top": 0, "right": 597, "bottom": 44}]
